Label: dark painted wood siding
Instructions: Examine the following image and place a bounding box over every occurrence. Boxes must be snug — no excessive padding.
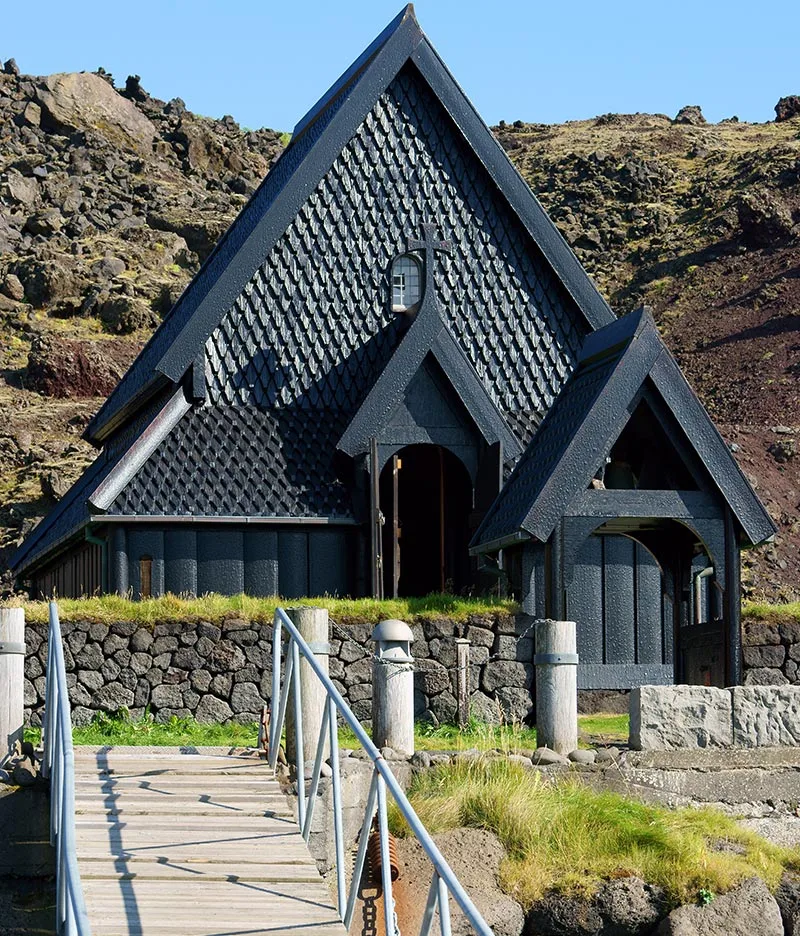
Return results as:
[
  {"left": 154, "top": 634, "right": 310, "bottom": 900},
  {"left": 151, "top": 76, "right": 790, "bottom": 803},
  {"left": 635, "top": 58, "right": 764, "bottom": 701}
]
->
[
  {"left": 121, "top": 525, "right": 354, "bottom": 598},
  {"left": 566, "top": 534, "right": 674, "bottom": 688},
  {"left": 32, "top": 540, "right": 103, "bottom": 599}
]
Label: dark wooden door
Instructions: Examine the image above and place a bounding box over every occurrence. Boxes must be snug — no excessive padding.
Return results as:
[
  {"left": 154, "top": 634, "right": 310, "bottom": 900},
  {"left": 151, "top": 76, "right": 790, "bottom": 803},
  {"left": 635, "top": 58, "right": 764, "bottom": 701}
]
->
[{"left": 566, "top": 534, "right": 675, "bottom": 689}]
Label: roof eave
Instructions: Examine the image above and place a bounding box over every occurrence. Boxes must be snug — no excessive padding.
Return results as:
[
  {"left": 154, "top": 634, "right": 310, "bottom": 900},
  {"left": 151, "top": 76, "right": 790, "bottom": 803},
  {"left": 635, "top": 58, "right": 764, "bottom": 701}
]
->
[{"left": 469, "top": 529, "right": 531, "bottom": 556}]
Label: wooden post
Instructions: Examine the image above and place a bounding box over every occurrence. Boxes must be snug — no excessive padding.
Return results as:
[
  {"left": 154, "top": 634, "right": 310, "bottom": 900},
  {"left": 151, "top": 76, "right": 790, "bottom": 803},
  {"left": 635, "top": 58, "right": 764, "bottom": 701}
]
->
[
  {"left": 534, "top": 619, "right": 578, "bottom": 756},
  {"left": 0, "top": 608, "right": 25, "bottom": 765},
  {"left": 371, "top": 620, "right": 415, "bottom": 756},
  {"left": 455, "top": 638, "right": 470, "bottom": 729},
  {"left": 285, "top": 607, "right": 330, "bottom": 772}
]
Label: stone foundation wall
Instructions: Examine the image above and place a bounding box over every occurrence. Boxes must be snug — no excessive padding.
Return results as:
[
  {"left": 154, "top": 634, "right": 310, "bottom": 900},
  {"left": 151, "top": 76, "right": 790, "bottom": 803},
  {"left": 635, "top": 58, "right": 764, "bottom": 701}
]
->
[
  {"left": 741, "top": 618, "right": 800, "bottom": 686},
  {"left": 23, "top": 611, "right": 537, "bottom": 727}
]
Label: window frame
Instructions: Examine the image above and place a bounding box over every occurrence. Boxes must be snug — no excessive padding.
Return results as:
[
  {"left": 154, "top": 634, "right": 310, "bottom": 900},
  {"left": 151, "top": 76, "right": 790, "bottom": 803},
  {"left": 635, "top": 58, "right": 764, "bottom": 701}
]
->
[{"left": 390, "top": 253, "right": 422, "bottom": 315}]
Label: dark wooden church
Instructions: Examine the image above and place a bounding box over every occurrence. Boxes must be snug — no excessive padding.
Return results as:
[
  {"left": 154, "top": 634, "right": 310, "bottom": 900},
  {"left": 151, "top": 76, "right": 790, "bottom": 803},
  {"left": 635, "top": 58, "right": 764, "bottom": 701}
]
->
[{"left": 12, "top": 6, "right": 775, "bottom": 689}]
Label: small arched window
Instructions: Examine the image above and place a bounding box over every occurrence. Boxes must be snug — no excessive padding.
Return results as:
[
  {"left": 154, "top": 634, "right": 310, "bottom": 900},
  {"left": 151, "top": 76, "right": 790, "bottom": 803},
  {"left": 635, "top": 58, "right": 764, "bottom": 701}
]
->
[
  {"left": 391, "top": 254, "right": 422, "bottom": 314},
  {"left": 139, "top": 556, "right": 153, "bottom": 599}
]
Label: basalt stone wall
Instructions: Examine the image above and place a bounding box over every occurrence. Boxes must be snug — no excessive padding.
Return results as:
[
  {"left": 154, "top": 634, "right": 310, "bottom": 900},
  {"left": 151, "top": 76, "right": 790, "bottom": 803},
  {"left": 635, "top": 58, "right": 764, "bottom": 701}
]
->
[
  {"left": 741, "top": 619, "right": 800, "bottom": 686},
  {"left": 22, "top": 612, "right": 538, "bottom": 727}
]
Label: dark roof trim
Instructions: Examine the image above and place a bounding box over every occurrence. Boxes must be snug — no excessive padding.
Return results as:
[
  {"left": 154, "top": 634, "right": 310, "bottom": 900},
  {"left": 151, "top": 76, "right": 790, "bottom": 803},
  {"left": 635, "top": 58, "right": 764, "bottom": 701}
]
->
[
  {"left": 337, "top": 310, "right": 520, "bottom": 458},
  {"left": 98, "top": 515, "right": 359, "bottom": 525},
  {"left": 292, "top": 5, "right": 415, "bottom": 141},
  {"left": 338, "top": 310, "right": 440, "bottom": 455},
  {"left": 154, "top": 17, "right": 423, "bottom": 389},
  {"left": 410, "top": 39, "right": 615, "bottom": 332},
  {"left": 83, "top": 11, "right": 424, "bottom": 444},
  {"left": 431, "top": 328, "right": 522, "bottom": 458},
  {"left": 564, "top": 489, "right": 723, "bottom": 520},
  {"left": 15, "top": 521, "right": 90, "bottom": 577},
  {"left": 85, "top": 372, "right": 170, "bottom": 447},
  {"left": 86, "top": 7, "right": 614, "bottom": 443},
  {"left": 471, "top": 309, "right": 776, "bottom": 552},
  {"left": 520, "top": 324, "right": 663, "bottom": 542},
  {"left": 468, "top": 530, "right": 530, "bottom": 556},
  {"left": 89, "top": 387, "right": 192, "bottom": 512},
  {"left": 648, "top": 352, "right": 776, "bottom": 546}
]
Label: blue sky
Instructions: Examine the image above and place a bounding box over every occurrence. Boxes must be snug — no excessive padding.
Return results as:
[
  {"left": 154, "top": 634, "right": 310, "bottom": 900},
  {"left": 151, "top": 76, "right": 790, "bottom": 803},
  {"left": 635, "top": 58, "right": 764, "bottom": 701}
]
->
[{"left": 3, "top": 1, "right": 799, "bottom": 132}]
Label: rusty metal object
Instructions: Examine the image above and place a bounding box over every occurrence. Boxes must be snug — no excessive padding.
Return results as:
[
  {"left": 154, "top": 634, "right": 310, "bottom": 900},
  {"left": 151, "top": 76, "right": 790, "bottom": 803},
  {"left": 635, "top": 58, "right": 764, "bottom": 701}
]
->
[{"left": 367, "top": 823, "right": 399, "bottom": 883}]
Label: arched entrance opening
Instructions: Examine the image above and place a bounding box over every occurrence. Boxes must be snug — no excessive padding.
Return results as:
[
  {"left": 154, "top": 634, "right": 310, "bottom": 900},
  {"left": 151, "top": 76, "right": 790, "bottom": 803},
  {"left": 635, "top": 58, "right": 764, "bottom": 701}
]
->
[
  {"left": 565, "top": 518, "right": 723, "bottom": 688},
  {"left": 379, "top": 444, "right": 472, "bottom": 597}
]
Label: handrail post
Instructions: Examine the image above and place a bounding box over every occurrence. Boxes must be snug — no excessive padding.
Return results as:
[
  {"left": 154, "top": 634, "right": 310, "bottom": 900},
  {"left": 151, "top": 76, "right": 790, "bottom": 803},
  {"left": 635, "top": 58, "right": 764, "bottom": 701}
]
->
[
  {"left": 371, "top": 619, "right": 415, "bottom": 756},
  {"left": 272, "top": 606, "right": 495, "bottom": 936},
  {"left": 534, "top": 619, "right": 578, "bottom": 756},
  {"left": 285, "top": 608, "right": 330, "bottom": 768}
]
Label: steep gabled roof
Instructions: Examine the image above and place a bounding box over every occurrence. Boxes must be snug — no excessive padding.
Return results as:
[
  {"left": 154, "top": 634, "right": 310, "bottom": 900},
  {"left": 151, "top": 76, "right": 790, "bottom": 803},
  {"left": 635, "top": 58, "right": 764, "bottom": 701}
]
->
[
  {"left": 471, "top": 308, "right": 777, "bottom": 552},
  {"left": 84, "top": 4, "right": 613, "bottom": 445}
]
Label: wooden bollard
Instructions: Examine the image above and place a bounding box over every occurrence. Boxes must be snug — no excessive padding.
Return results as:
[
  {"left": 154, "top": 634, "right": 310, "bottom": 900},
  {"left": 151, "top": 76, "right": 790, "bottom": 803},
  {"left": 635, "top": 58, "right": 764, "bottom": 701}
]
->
[
  {"left": 534, "top": 620, "right": 578, "bottom": 756},
  {"left": 285, "top": 607, "right": 330, "bottom": 772},
  {"left": 0, "top": 607, "right": 25, "bottom": 764},
  {"left": 371, "top": 620, "right": 415, "bottom": 756}
]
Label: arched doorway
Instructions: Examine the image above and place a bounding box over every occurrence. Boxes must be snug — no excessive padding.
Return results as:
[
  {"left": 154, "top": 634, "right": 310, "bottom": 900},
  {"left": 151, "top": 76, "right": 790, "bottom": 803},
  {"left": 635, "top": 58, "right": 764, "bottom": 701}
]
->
[
  {"left": 379, "top": 445, "right": 472, "bottom": 597},
  {"left": 565, "top": 518, "right": 724, "bottom": 688}
]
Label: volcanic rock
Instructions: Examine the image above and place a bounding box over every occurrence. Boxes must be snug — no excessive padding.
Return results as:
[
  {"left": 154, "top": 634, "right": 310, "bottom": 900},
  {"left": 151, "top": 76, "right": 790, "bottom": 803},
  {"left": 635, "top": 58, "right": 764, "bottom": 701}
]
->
[
  {"left": 12, "top": 256, "right": 77, "bottom": 306},
  {"left": 674, "top": 105, "right": 706, "bottom": 125},
  {"left": 775, "top": 96, "right": 800, "bottom": 122},
  {"left": 26, "top": 334, "right": 142, "bottom": 397},
  {"left": 98, "top": 293, "right": 158, "bottom": 333},
  {"left": 35, "top": 72, "right": 156, "bottom": 152},
  {"left": 1, "top": 274, "right": 25, "bottom": 301},
  {"left": 657, "top": 877, "right": 782, "bottom": 935},
  {"left": 737, "top": 188, "right": 796, "bottom": 247}
]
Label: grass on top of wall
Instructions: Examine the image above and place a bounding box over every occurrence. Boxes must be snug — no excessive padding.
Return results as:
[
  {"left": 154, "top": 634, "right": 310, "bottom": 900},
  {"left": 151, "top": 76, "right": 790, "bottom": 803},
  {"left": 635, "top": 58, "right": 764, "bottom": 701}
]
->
[
  {"left": 390, "top": 757, "right": 800, "bottom": 907},
  {"left": 23, "top": 712, "right": 628, "bottom": 751},
  {"left": 742, "top": 600, "right": 800, "bottom": 625},
  {"left": 8, "top": 592, "right": 518, "bottom": 626}
]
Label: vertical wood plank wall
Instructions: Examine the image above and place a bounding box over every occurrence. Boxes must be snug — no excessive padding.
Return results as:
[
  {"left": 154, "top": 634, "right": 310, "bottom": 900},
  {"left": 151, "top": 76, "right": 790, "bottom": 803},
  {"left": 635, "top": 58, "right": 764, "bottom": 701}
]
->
[
  {"left": 32, "top": 541, "right": 102, "bottom": 599},
  {"left": 567, "top": 534, "right": 672, "bottom": 671}
]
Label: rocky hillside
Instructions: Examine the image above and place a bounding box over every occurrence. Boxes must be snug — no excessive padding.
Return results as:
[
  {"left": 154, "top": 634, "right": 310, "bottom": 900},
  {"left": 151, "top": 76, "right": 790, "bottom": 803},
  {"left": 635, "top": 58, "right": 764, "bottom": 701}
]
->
[
  {"left": 0, "top": 58, "right": 798, "bottom": 598},
  {"left": 495, "top": 102, "right": 800, "bottom": 598}
]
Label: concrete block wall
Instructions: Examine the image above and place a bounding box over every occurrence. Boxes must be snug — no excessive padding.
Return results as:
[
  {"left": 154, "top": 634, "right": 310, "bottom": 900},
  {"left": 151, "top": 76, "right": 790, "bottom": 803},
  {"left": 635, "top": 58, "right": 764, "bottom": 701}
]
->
[{"left": 630, "top": 684, "right": 800, "bottom": 750}]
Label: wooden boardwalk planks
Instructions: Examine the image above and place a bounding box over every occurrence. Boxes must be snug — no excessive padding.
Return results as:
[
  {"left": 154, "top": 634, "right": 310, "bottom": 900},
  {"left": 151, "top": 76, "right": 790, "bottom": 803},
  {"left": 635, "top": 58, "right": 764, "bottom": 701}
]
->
[{"left": 73, "top": 747, "right": 346, "bottom": 936}]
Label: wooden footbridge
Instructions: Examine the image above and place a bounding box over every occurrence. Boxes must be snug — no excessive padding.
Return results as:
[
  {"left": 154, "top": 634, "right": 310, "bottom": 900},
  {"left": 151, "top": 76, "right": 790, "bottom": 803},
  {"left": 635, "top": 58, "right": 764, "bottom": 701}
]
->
[
  {"left": 72, "top": 747, "right": 346, "bottom": 936},
  {"left": 43, "top": 602, "right": 493, "bottom": 936}
]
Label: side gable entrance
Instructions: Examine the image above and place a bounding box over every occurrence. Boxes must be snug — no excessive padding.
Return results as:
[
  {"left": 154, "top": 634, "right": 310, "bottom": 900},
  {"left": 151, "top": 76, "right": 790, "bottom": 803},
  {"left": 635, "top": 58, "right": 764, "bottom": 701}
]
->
[{"left": 471, "top": 307, "right": 776, "bottom": 689}]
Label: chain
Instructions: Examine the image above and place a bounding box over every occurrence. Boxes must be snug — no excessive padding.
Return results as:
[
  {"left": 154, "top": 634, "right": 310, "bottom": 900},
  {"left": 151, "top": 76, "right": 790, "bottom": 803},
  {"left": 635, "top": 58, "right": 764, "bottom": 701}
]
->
[{"left": 328, "top": 618, "right": 538, "bottom": 673}]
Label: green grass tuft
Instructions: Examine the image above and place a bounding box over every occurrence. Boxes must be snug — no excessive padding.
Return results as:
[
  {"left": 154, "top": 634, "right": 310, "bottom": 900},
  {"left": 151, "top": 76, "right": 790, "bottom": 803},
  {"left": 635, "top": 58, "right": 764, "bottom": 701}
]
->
[
  {"left": 577, "top": 713, "right": 629, "bottom": 742},
  {"left": 338, "top": 716, "right": 539, "bottom": 752},
  {"left": 25, "top": 713, "right": 625, "bottom": 752},
  {"left": 25, "top": 710, "right": 259, "bottom": 748},
  {"left": 7, "top": 593, "right": 516, "bottom": 627},
  {"left": 390, "top": 757, "right": 799, "bottom": 907}
]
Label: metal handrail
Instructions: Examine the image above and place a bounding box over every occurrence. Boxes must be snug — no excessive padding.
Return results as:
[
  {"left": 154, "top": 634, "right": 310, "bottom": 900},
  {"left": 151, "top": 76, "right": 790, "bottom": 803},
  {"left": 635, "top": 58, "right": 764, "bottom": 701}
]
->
[
  {"left": 269, "top": 607, "right": 494, "bottom": 936},
  {"left": 41, "top": 602, "right": 91, "bottom": 936}
]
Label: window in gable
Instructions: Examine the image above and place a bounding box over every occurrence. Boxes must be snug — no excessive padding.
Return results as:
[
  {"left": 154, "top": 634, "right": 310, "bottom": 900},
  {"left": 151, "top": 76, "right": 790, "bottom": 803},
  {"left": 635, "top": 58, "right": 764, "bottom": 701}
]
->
[{"left": 391, "top": 254, "right": 422, "bottom": 314}]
